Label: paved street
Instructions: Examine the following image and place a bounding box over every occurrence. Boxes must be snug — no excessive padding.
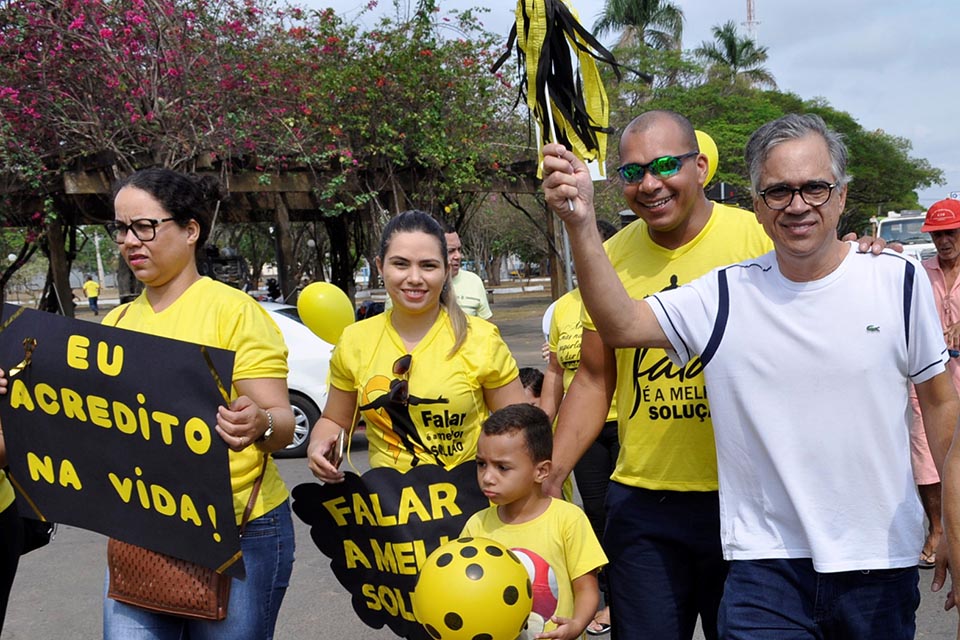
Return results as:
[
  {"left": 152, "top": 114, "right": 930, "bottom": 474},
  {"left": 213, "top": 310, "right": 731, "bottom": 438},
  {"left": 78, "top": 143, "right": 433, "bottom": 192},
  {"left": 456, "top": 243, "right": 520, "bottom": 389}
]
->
[{"left": 4, "top": 291, "right": 958, "bottom": 638}]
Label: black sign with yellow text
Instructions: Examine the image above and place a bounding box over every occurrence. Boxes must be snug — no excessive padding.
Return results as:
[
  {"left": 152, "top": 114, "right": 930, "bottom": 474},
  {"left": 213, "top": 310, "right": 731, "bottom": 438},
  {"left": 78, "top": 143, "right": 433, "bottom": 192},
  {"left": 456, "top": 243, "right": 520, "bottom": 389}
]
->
[
  {"left": 0, "top": 304, "right": 244, "bottom": 577},
  {"left": 292, "top": 461, "right": 488, "bottom": 639}
]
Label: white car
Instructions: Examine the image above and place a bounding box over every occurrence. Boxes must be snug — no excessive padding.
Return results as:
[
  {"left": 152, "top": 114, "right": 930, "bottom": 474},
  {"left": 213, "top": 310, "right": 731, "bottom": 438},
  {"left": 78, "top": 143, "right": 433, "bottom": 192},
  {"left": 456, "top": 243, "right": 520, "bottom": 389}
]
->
[{"left": 259, "top": 301, "right": 333, "bottom": 457}]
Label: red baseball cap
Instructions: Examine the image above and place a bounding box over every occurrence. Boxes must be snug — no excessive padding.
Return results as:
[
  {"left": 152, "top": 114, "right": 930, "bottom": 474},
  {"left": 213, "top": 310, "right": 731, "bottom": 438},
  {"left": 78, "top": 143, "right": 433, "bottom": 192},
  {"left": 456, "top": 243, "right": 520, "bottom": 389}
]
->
[{"left": 922, "top": 198, "right": 960, "bottom": 232}]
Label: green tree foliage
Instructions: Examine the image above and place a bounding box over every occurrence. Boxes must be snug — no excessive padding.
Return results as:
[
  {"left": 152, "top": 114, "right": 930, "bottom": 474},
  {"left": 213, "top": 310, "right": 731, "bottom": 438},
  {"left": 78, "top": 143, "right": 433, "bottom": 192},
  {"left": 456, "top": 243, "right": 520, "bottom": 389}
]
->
[
  {"left": 606, "top": 80, "right": 943, "bottom": 236},
  {"left": 0, "top": 0, "right": 516, "bottom": 299},
  {"left": 807, "top": 102, "right": 943, "bottom": 232},
  {"left": 295, "top": 3, "right": 514, "bottom": 216},
  {"left": 0, "top": 0, "right": 944, "bottom": 304},
  {"left": 0, "top": 0, "right": 310, "bottom": 308},
  {"left": 592, "top": 0, "right": 684, "bottom": 51},
  {"left": 694, "top": 21, "right": 776, "bottom": 90}
]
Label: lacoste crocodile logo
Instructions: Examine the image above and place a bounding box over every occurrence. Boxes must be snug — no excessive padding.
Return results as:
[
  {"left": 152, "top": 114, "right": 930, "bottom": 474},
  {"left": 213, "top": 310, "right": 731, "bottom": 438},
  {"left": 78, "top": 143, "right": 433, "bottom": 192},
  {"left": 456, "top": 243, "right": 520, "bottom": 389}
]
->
[{"left": 866, "top": 325, "right": 880, "bottom": 332}]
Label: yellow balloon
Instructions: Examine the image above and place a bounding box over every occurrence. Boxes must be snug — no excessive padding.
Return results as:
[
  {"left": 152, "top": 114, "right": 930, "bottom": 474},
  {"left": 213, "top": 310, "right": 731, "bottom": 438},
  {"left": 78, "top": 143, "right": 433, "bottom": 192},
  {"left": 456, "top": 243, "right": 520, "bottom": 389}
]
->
[
  {"left": 413, "top": 537, "right": 533, "bottom": 640},
  {"left": 695, "top": 129, "right": 719, "bottom": 186},
  {"left": 296, "top": 282, "right": 354, "bottom": 344}
]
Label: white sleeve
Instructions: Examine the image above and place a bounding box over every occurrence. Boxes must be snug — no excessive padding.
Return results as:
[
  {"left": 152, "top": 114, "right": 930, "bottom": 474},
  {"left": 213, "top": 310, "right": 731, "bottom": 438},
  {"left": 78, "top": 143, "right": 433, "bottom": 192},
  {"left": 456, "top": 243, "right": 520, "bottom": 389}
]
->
[
  {"left": 647, "top": 270, "right": 724, "bottom": 368},
  {"left": 907, "top": 259, "right": 949, "bottom": 382}
]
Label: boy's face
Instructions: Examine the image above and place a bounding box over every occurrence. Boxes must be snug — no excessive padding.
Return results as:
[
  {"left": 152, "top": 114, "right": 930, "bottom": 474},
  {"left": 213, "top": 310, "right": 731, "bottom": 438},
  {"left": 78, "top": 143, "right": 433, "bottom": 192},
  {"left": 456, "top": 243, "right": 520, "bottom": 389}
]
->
[{"left": 475, "top": 430, "right": 548, "bottom": 506}]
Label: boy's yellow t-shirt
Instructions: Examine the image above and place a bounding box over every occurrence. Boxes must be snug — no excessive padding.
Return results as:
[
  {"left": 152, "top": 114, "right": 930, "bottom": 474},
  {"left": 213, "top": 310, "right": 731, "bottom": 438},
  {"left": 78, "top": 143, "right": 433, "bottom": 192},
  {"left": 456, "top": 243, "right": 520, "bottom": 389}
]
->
[{"left": 462, "top": 498, "right": 607, "bottom": 639}]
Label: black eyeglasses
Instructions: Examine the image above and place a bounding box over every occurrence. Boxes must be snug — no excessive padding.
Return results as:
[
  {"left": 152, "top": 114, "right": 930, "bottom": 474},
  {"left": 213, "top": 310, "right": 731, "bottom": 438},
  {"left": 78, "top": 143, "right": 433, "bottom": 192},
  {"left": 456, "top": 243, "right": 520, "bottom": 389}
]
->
[
  {"left": 617, "top": 152, "right": 699, "bottom": 184},
  {"left": 104, "top": 217, "right": 176, "bottom": 244},
  {"left": 388, "top": 354, "right": 412, "bottom": 405},
  {"left": 757, "top": 182, "right": 836, "bottom": 211}
]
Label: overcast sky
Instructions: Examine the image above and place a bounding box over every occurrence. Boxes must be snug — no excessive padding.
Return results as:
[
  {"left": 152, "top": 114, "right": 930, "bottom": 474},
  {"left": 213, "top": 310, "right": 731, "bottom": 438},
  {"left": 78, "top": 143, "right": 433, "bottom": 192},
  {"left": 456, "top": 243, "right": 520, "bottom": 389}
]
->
[{"left": 302, "top": 0, "right": 959, "bottom": 208}]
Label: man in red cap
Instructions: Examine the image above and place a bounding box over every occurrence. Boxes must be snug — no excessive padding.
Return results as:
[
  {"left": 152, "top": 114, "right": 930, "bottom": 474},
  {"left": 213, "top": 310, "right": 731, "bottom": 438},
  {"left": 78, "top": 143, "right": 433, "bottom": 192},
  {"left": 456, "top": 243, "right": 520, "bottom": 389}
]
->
[{"left": 911, "top": 198, "right": 960, "bottom": 569}]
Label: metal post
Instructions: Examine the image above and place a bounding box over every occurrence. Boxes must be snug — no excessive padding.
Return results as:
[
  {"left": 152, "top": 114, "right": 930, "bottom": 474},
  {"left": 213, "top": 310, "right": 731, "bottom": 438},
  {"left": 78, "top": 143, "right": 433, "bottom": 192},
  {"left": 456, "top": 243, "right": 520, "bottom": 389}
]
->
[{"left": 94, "top": 232, "right": 107, "bottom": 290}]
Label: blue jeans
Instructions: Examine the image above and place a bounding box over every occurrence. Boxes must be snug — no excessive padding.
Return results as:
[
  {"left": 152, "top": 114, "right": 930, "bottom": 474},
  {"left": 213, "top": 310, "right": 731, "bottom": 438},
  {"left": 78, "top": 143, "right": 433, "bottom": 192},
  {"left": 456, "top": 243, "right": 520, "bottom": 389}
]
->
[
  {"left": 104, "top": 501, "right": 295, "bottom": 640},
  {"left": 718, "top": 559, "right": 919, "bottom": 640},
  {"left": 603, "top": 482, "right": 727, "bottom": 640}
]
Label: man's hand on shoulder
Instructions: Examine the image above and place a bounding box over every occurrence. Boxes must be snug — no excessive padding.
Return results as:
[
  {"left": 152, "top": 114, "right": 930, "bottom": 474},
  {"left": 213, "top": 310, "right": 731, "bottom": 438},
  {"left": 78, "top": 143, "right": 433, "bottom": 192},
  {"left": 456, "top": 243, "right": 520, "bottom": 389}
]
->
[{"left": 842, "top": 231, "right": 901, "bottom": 256}]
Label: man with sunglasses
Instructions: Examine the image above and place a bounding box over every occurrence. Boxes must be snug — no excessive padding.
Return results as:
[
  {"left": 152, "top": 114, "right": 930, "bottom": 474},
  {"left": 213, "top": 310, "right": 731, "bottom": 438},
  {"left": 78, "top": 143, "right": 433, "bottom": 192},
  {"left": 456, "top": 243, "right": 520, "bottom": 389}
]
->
[
  {"left": 542, "top": 110, "right": 772, "bottom": 640},
  {"left": 543, "top": 113, "right": 960, "bottom": 639}
]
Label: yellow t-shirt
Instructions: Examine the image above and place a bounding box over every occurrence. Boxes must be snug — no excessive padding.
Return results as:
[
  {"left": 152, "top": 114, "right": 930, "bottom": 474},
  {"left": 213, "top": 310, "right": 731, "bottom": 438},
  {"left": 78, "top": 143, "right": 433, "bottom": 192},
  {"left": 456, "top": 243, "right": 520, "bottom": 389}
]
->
[
  {"left": 549, "top": 289, "right": 617, "bottom": 424},
  {"left": 0, "top": 470, "right": 14, "bottom": 513},
  {"left": 583, "top": 203, "right": 772, "bottom": 491},
  {"left": 451, "top": 270, "right": 493, "bottom": 319},
  {"left": 462, "top": 499, "right": 607, "bottom": 639},
  {"left": 82, "top": 280, "right": 100, "bottom": 298},
  {"left": 329, "top": 309, "right": 518, "bottom": 471},
  {"left": 103, "top": 277, "right": 290, "bottom": 523}
]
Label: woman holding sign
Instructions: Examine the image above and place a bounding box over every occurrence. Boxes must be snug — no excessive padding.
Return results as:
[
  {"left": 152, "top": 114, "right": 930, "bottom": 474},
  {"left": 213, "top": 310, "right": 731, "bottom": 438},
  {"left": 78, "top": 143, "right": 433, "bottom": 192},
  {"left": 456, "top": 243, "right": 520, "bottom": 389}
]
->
[
  {"left": 306, "top": 211, "right": 524, "bottom": 481},
  {"left": 100, "top": 168, "right": 296, "bottom": 639}
]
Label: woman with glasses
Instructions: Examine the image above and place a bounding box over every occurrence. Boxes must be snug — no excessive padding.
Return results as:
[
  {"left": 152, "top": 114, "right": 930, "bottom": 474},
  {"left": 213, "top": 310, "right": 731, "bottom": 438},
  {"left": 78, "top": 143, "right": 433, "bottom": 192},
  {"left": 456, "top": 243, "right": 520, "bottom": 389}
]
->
[
  {"left": 100, "top": 168, "right": 296, "bottom": 640},
  {"left": 307, "top": 210, "right": 524, "bottom": 482}
]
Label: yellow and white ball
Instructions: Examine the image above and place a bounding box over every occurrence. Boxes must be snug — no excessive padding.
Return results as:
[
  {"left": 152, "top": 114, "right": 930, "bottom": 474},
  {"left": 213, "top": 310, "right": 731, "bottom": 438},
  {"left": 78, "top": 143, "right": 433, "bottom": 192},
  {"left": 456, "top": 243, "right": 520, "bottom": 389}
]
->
[{"left": 413, "top": 537, "right": 533, "bottom": 640}]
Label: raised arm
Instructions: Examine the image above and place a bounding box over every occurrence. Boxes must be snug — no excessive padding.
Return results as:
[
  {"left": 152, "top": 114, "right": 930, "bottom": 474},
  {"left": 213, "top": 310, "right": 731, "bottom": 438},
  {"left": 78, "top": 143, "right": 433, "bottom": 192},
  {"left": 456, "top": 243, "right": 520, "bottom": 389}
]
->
[{"left": 541, "top": 144, "right": 669, "bottom": 349}]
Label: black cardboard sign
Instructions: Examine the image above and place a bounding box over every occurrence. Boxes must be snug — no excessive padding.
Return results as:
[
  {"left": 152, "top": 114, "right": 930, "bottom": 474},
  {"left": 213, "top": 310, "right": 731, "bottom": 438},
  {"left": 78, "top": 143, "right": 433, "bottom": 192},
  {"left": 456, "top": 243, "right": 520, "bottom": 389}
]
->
[
  {"left": 0, "top": 304, "right": 244, "bottom": 577},
  {"left": 292, "top": 461, "right": 488, "bottom": 639}
]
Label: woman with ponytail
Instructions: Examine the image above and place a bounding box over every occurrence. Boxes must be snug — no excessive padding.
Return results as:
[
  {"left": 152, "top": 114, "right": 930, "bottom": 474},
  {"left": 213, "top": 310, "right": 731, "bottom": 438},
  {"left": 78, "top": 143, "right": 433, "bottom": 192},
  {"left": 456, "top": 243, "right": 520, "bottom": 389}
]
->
[{"left": 307, "top": 210, "right": 523, "bottom": 480}]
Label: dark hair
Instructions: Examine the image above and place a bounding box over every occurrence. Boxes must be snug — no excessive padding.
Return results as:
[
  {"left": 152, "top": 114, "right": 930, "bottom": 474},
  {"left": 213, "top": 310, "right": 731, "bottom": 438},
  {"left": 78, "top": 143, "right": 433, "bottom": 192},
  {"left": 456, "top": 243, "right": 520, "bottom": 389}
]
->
[
  {"left": 482, "top": 403, "right": 552, "bottom": 463},
  {"left": 378, "top": 210, "right": 468, "bottom": 355},
  {"left": 518, "top": 367, "right": 544, "bottom": 397},
  {"left": 113, "top": 168, "right": 225, "bottom": 254},
  {"left": 597, "top": 219, "right": 618, "bottom": 242},
  {"left": 439, "top": 219, "right": 457, "bottom": 235},
  {"left": 744, "top": 113, "right": 851, "bottom": 194}
]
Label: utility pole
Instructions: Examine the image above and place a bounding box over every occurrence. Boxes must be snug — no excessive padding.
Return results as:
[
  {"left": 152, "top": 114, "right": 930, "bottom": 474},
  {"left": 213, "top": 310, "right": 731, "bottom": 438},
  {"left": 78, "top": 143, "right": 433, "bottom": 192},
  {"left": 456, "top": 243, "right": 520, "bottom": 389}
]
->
[
  {"left": 744, "top": 0, "right": 759, "bottom": 41},
  {"left": 94, "top": 231, "right": 107, "bottom": 289}
]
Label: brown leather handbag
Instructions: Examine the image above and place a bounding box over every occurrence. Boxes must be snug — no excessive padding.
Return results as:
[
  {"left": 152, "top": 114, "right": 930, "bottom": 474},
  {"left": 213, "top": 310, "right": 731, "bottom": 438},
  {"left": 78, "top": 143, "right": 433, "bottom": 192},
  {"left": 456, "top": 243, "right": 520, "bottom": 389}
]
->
[{"left": 107, "top": 457, "right": 267, "bottom": 621}]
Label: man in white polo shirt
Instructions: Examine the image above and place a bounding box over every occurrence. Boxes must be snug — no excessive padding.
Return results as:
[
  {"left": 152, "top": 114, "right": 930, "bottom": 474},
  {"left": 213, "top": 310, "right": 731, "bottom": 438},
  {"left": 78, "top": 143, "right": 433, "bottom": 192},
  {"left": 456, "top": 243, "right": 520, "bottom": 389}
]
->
[{"left": 542, "top": 112, "right": 960, "bottom": 639}]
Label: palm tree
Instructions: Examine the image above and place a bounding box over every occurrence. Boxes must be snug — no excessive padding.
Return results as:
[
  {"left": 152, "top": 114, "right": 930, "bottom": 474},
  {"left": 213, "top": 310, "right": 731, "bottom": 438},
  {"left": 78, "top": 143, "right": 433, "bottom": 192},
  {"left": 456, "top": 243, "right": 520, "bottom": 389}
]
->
[
  {"left": 694, "top": 21, "right": 776, "bottom": 89},
  {"left": 593, "top": 0, "right": 685, "bottom": 51}
]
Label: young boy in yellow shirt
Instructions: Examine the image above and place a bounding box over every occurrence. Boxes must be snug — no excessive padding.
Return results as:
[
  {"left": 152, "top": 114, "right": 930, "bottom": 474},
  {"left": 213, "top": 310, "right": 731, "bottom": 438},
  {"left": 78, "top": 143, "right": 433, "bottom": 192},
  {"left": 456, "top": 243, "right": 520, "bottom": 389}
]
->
[{"left": 462, "top": 404, "right": 607, "bottom": 640}]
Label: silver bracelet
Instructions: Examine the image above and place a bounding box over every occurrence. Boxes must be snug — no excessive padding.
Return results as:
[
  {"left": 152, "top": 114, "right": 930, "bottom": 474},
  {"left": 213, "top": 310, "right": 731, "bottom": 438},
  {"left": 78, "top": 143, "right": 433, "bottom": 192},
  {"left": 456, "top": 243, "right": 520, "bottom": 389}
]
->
[{"left": 257, "top": 409, "right": 274, "bottom": 443}]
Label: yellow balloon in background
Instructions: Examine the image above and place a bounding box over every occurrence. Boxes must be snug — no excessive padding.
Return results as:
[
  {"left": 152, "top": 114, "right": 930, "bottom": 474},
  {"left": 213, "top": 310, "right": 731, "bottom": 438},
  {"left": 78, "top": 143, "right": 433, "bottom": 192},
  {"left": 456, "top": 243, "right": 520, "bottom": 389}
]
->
[
  {"left": 296, "top": 282, "right": 354, "bottom": 344},
  {"left": 695, "top": 130, "right": 719, "bottom": 186},
  {"left": 413, "top": 537, "right": 532, "bottom": 640}
]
